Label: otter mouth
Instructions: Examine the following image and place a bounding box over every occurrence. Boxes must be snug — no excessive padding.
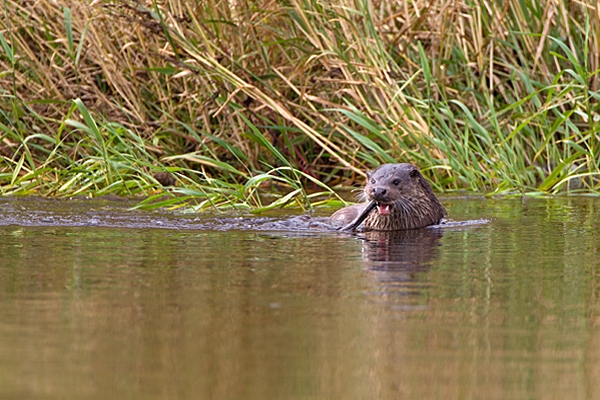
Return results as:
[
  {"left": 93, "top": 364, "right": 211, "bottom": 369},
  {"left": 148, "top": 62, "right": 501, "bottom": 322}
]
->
[{"left": 376, "top": 203, "right": 391, "bottom": 215}]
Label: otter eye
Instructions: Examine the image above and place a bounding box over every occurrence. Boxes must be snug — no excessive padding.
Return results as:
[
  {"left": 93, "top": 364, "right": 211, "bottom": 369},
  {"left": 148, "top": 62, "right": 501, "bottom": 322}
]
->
[
  {"left": 392, "top": 179, "right": 400, "bottom": 186},
  {"left": 370, "top": 178, "right": 376, "bottom": 184}
]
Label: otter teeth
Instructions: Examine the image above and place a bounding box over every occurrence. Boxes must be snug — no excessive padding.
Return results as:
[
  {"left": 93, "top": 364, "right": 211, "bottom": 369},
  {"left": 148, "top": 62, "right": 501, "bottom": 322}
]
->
[{"left": 377, "top": 203, "right": 391, "bottom": 215}]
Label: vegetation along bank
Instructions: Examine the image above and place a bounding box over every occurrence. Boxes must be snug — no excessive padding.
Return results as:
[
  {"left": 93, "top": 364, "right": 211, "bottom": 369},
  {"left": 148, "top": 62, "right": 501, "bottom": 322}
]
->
[{"left": 1, "top": 0, "right": 598, "bottom": 211}]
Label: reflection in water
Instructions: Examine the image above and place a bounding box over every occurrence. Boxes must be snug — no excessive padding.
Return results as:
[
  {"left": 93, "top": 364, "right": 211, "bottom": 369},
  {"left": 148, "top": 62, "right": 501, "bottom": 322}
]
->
[
  {"left": 359, "top": 228, "right": 442, "bottom": 306},
  {"left": 360, "top": 228, "right": 443, "bottom": 266}
]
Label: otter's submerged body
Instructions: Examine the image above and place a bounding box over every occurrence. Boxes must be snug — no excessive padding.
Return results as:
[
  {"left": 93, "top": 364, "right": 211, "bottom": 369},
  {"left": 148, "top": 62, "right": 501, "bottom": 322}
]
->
[{"left": 331, "top": 163, "right": 447, "bottom": 231}]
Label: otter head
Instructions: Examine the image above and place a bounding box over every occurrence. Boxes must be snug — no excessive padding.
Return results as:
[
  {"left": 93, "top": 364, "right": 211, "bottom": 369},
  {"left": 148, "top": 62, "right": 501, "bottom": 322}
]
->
[{"left": 362, "top": 163, "right": 447, "bottom": 231}]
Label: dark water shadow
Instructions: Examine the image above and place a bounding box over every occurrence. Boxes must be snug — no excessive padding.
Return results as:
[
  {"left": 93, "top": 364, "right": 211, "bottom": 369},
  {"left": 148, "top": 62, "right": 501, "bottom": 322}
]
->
[
  {"left": 359, "top": 228, "right": 443, "bottom": 267},
  {"left": 357, "top": 228, "right": 444, "bottom": 307}
]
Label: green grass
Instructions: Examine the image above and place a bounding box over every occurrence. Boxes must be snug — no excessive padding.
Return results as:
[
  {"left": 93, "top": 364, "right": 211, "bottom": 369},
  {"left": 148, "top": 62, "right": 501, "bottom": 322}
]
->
[{"left": 0, "top": 0, "right": 599, "bottom": 212}]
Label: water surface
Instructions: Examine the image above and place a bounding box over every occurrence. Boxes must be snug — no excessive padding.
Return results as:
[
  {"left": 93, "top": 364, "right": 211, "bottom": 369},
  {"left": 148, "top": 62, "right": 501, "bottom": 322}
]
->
[{"left": 0, "top": 196, "right": 598, "bottom": 399}]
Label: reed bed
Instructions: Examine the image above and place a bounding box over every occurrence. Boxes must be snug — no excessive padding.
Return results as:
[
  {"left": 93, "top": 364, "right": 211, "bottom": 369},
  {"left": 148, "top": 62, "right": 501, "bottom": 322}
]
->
[{"left": 0, "top": 0, "right": 599, "bottom": 210}]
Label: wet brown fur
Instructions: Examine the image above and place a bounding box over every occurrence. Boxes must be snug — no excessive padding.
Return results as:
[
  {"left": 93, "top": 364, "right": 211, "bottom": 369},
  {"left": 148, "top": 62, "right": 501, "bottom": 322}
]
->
[{"left": 331, "top": 163, "right": 447, "bottom": 231}]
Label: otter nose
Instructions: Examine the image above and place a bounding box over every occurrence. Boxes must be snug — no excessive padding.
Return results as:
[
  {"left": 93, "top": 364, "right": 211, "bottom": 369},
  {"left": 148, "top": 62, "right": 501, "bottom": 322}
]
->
[{"left": 371, "top": 187, "right": 387, "bottom": 198}]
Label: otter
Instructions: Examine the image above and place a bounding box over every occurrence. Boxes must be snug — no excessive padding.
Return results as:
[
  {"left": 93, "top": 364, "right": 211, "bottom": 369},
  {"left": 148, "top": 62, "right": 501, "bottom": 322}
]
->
[{"left": 331, "top": 163, "right": 447, "bottom": 231}]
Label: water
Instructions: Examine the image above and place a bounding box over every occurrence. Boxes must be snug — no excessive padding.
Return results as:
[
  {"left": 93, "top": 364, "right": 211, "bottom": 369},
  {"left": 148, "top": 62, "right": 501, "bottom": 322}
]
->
[{"left": 0, "top": 196, "right": 598, "bottom": 399}]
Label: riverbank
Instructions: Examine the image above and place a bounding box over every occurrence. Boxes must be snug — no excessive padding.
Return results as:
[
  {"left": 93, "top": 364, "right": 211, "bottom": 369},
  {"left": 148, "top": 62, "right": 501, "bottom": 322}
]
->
[{"left": 1, "top": 0, "right": 598, "bottom": 209}]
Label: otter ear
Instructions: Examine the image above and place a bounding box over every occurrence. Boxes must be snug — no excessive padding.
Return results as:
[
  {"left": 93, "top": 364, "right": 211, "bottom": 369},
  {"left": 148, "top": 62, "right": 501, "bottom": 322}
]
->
[
  {"left": 366, "top": 170, "right": 373, "bottom": 179},
  {"left": 410, "top": 168, "right": 421, "bottom": 179}
]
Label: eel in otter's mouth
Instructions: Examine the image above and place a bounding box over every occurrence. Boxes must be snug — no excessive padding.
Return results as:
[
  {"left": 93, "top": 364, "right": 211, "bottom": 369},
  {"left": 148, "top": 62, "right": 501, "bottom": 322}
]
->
[{"left": 338, "top": 200, "right": 377, "bottom": 231}]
